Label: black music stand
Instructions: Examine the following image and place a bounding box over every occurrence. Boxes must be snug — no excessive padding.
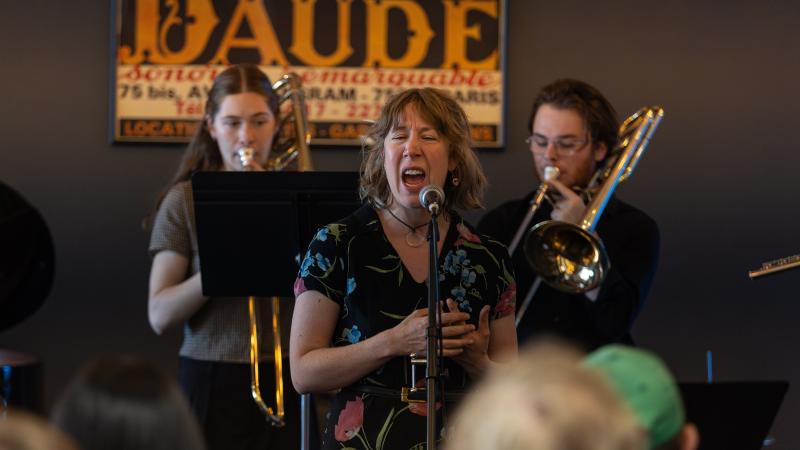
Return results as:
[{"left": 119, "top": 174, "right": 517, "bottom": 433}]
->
[
  {"left": 678, "top": 381, "right": 788, "bottom": 450},
  {"left": 193, "top": 171, "right": 361, "bottom": 297},
  {"left": 192, "top": 170, "right": 361, "bottom": 447}
]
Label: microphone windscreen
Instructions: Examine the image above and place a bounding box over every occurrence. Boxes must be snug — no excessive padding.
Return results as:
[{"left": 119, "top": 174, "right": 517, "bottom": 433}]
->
[{"left": 419, "top": 185, "right": 445, "bottom": 211}]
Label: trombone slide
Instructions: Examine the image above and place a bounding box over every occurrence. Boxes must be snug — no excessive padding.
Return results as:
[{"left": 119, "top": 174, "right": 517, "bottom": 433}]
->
[
  {"left": 508, "top": 166, "right": 560, "bottom": 255},
  {"left": 508, "top": 185, "right": 548, "bottom": 255},
  {"left": 248, "top": 296, "right": 285, "bottom": 427},
  {"left": 749, "top": 255, "right": 800, "bottom": 279}
]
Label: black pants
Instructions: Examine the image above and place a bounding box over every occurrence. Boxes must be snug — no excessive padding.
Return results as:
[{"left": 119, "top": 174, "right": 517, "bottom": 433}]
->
[{"left": 179, "top": 356, "right": 318, "bottom": 450}]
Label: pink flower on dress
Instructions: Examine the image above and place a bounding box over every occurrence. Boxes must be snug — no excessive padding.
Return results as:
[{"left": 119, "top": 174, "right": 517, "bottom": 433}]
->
[
  {"left": 495, "top": 282, "right": 516, "bottom": 317},
  {"left": 293, "top": 277, "right": 307, "bottom": 297},
  {"left": 454, "top": 223, "right": 482, "bottom": 246},
  {"left": 409, "top": 400, "right": 442, "bottom": 417},
  {"left": 408, "top": 379, "right": 442, "bottom": 416},
  {"left": 335, "top": 396, "right": 365, "bottom": 442}
]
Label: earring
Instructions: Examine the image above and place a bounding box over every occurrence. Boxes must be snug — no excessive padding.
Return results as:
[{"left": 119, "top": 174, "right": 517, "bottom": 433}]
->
[{"left": 451, "top": 175, "right": 460, "bottom": 186}]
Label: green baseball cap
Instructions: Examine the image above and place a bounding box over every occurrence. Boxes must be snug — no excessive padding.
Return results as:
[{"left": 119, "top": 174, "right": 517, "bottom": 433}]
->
[{"left": 584, "top": 345, "right": 685, "bottom": 449}]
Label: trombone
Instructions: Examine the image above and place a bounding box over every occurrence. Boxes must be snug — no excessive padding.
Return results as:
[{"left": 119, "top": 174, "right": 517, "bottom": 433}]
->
[
  {"left": 268, "top": 73, "right": 313, "bottom": 172},
  {"left": 237, "top": 73, "right": 313, "bottom": 428},
  {"left": 522, "top": 106, "right": 664, "bottom": 294},
  {"left": 508, "top": 166, "right": 560, "bottom": 255},
  {"left": 749, "top": 254, "right": 800, "bottom": 279},
  {"left": 507, "top": 166, "right": 559, "bottom": 327}
]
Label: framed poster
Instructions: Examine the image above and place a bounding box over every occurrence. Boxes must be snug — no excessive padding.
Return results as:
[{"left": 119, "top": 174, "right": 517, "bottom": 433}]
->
[{"left": 113, "top": 0, "right": 506, "bottom": 147}]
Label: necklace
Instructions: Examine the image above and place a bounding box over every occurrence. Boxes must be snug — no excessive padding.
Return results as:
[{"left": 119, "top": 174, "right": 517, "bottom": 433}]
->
[{"left": 385, "top": 208, "right": 427, "bottom": 247}]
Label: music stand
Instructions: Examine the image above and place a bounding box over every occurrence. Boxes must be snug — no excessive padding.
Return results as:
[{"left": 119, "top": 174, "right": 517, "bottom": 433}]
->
[
  {"left": 192, "top": 171, "right": 362, "bottom": 446},
  {"left": 678, "top": 381, "right": 788, "bottom": 450},
  {"left": 193, "top": 171, "right": 361, "bottom": 297}
]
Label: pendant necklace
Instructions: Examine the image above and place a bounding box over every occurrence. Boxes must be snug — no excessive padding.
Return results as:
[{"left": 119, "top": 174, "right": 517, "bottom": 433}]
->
[{"left": 386, "top": 208, "right": 427, "bottom": 248}]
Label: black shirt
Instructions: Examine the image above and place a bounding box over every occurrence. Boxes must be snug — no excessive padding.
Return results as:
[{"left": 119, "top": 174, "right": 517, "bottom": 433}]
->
[{"left": 478, "top": 193, "right": 659, "bottom": 350}]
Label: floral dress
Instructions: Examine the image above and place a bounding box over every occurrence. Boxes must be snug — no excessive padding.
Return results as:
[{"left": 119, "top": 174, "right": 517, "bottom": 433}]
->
[{"left": 294, "top": 205, "right": 516, "bottom": 450}]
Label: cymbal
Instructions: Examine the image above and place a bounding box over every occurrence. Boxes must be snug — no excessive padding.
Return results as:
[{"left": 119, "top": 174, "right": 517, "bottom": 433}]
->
[{"left": 0, "top": 181, "right": 54, "bottom": 332}]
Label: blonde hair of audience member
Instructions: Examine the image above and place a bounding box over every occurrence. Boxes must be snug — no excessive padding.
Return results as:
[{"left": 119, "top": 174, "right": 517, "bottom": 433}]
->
[
  {"left": 51, "top": 356, "right": 206, "bottom": 450},
  {"left": 0, "top": 410, "right": 78, "bottom": 450},
  {"left": 445, "top": 340, "right": 646, "bottom": 450}
]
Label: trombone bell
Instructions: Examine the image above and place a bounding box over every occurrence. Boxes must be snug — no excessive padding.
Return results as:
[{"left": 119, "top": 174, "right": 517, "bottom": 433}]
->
[
  {"left": 267, "top": 73, "right": 313, "bottom": 172},
  {"left": 524, "top": 221, "right": 609, "bottom": 294}
]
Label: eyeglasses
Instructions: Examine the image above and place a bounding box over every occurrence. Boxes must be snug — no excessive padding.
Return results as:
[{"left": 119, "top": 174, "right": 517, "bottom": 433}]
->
[{"left": 525, "top": 134, "right": 589, "bottom": 157}]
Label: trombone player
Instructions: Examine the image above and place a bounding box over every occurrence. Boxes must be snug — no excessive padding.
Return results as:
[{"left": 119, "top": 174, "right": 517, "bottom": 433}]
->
[
  {"left": 146, "top": 65, "right": 308, "bottom": 450},
  {"left": 478, "top": 79, "right": 660, "bottom": 350}
]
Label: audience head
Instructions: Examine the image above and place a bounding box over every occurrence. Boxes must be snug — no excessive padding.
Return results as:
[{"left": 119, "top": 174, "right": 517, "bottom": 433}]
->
[
  {"left": 0, "top": 410, "right": 78, "bottom": 450},
  {"left": 360, "top": 87, "right": 487, "bottom": 212},
  {"left": 446, "top": 340, "right": 646, "bottom": 450},
  {"left": 584, "top": 345, "right": 699, "bottom": 450},
  {"left": 51, "top": 356, "right": 206, "bottom": 450}
]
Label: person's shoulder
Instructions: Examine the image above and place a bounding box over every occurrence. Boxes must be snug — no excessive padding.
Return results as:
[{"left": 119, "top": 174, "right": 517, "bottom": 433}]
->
[
  {"left": 332, "top": 203, "right": 375, "bottom": 230},
  {"left": 161, "top": 181, "right": 192, "bottom": 208},
  {"left": 478, "top": 196, "right": 530, "bottom": 230},
  {"left": 486, "top": 197, "right": 529, "bottom": 217},
  {"left": 608, "top": 197, "right": 659, "bottom": 237},
  {"left": 313, "top": 203, "right": 374, "bottom": 244},
  {"left": 456, "top": 216, "right": 510, "bottom": 255},
  {"left": 611, "top": 198, "right": 656, "bottom": 223}
]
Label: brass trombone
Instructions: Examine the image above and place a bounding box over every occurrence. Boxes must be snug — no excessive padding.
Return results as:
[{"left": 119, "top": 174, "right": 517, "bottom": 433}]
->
[
  {"left": 268, "top": 73, "right": 313, "bottom": 172},
  {"left": 749, "top": 254, "right": 800, "bottom": 279},
  {"left": 237, "top": 73, "right": 313, "bottom": 428},
  {"left": 522, "top": 106, "right": 664, "bottom": 294},
  {"left": 507, "top": 166, "right": 560, "bottom": 255}
]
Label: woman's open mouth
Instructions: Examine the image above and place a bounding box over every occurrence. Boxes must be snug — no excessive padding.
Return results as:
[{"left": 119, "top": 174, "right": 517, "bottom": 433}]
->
[{"left": 401, "top": 168, "right": 427, "bottom": 190}]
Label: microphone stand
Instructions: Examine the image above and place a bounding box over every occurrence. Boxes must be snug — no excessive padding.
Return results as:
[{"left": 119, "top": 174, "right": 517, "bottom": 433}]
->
[{"left": 425, "top": 206, "right": 441, "bottom": 449}]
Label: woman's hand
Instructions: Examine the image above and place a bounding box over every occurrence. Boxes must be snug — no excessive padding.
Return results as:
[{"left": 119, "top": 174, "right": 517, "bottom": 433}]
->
[
  {"left": 389, "top": 307, "right": 474, "bottom": 357},
  {"left": 445, "top": 298, "right": 491, "bottom": 376}
]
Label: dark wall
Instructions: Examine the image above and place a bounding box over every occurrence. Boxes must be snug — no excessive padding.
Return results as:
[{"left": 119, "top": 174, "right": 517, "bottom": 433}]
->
[{"left": 2, "top": 0, "right": 799, "bottom": 447}]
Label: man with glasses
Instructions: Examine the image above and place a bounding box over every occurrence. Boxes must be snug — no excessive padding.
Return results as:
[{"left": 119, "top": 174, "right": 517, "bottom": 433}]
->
[{"left": 478, "top": 78, "right": 660, "bottom": 350}]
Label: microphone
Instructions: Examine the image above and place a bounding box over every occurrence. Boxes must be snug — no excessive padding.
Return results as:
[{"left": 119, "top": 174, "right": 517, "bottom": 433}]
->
[{"left": 419, "top": 185, "right": 445, "bottom": 215}]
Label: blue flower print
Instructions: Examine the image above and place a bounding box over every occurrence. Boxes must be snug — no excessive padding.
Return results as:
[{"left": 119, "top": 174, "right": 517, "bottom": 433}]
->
[
  {"left": 461, "top": 268, "right": 476, "bottom": 287},
  {"left": 451, "top": 285, "right": 466, "bottom": 302},
  {"left": 442, "top": 247, "right": 481, "bottom": 312},
  {"left": 315, "top": 253, "right": 332, "bottom": 271},
  {"left": 299, "top": 250, "right": 313, "bottom": 277},
  {"left": 444, "top": 251, "right": 459, "bottom": 275},
  {"left": 445, "top": 249, "right": 471, "bottom": 276},
  {"left": 315, "top": 227, "right": 329, "bottom": 242},
  {"left": 346, "top": 277, "right": 356, "bottom": 296},
  {"left": 300, "top": 251, "right": 334, "bottom": 277},
  {"left": 343, "top": 325, "right": 362, "bottom": 344},
  {"left": 455, "top": 249, "right": 469, "bottom": 266},
  {"left": 444, "top": 252, "right": 453, "bottom": 273}
]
